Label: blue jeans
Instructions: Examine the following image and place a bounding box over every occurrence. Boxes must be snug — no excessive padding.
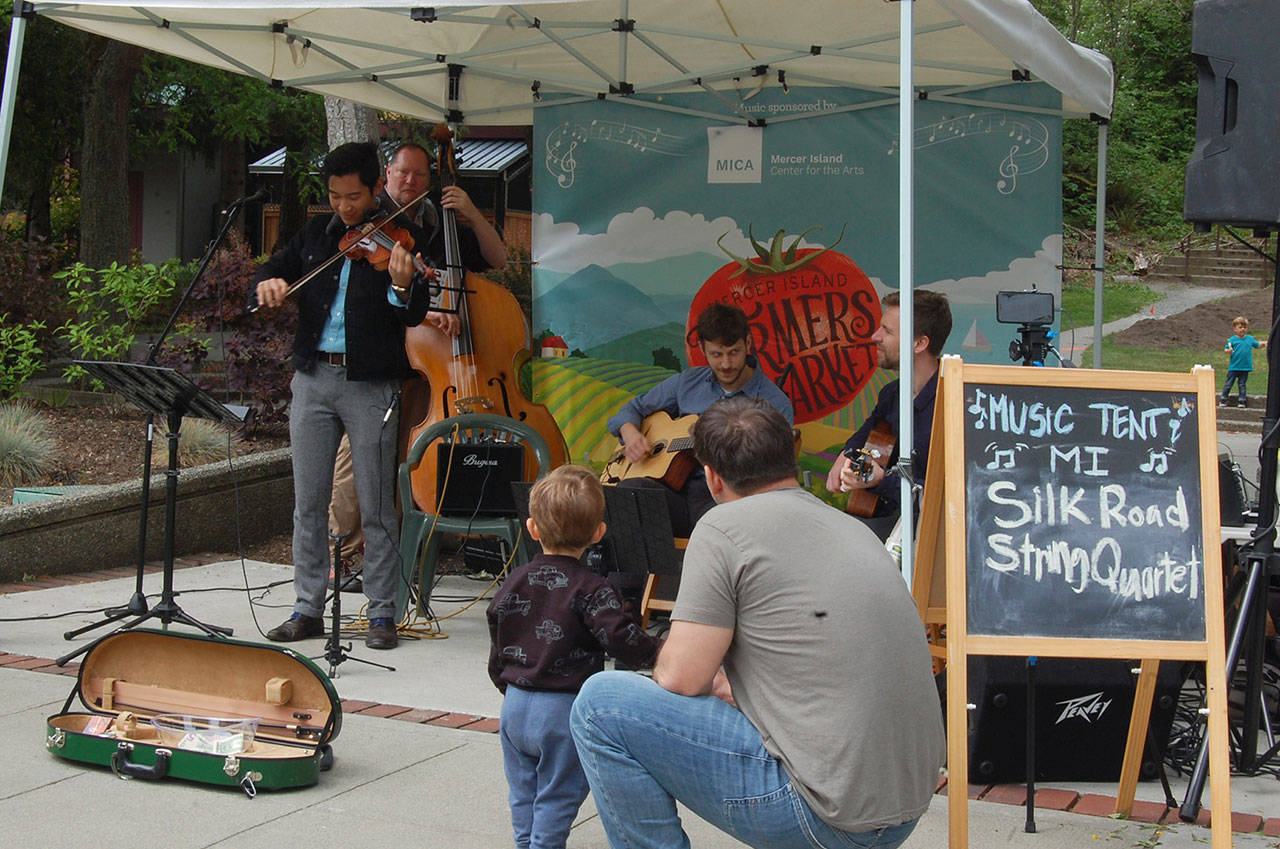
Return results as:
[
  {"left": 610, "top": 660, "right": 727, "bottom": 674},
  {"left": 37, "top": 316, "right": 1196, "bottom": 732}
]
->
[
  {"left": 570, "top": 672, "right": 919, "bottom": 849},
  {"left": 501, "top": 687, "right": 590, "bottom": 849},
  {"left": 1222, "top": 370, "right": 1249, "bottom": 404}
]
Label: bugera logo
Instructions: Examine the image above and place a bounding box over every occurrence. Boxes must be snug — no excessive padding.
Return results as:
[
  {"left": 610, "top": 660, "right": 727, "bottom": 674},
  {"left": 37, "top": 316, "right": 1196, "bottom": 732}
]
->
[{"left": 462, "top": 454, "right": 500, "bottom": 468}]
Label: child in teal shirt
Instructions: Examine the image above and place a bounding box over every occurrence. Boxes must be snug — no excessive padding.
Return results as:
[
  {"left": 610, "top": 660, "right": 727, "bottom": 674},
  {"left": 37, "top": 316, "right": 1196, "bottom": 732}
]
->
[{"left": 1221, "top": 316, "right": 1267, "bottom": 407}]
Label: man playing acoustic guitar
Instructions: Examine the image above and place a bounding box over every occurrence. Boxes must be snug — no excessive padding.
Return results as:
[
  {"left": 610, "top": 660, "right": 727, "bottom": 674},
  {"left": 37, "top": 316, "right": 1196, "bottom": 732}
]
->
[
  {"left": 606, "top": 303, "right": 793, "bottom": 537},
  {"left": 825, "top": 289, "right": 952, "bottom": 542}
]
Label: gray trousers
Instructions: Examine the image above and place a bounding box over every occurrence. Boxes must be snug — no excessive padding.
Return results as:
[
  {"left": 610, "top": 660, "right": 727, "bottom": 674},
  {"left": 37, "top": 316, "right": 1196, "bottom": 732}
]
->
[{"left": 288, "top": 364, "right": 400, "bottom": 620}]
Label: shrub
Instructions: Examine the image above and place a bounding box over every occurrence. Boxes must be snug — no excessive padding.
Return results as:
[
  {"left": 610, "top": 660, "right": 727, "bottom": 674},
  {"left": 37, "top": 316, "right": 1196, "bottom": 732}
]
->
[
  {"left": 0, "top": 229, "right": 75, "bottom": 337},
  {"left": 0, "top": 314, "right": 47, "bottom": 399},
  {"left": 161, "top": 230, "right": 295, "bottom": 430},
  {"left": 55, "top": 259, "right": 187, "bottom": 388},
  {"left": 0, "top": 403, "right": 57, "bottom": 487},
  {"left": 159, "top": 418, "right": 237, "bottom": 469}
]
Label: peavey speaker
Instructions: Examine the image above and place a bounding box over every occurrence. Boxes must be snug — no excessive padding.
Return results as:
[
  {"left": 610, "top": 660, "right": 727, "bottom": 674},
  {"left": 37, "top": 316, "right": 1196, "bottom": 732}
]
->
[
  {"left": 435, "top": 442, "right": 525, "bottom": 517},
  {"left": 966, "top": 657, "right": 1184, "bottom": 784},
  {"left": 1183, "top": 0, "right": 1280, "bottom": 229}
]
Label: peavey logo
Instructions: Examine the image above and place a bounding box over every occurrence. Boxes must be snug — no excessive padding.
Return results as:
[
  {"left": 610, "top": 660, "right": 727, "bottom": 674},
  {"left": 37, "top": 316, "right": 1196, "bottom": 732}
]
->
[
  {"left": 1054, "top": 691, "right": 1112, "bottom": 725},
  {"left": 461, "top": 454, "right": 500, "bottom": 468}
]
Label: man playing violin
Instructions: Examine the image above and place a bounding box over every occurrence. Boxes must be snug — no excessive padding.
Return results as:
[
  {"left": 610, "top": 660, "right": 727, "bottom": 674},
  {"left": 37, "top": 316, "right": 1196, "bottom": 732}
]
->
[
  {"left": 253, "top": 141, "right": 454, "bottom": 651},
  {"left": 326, "top": 140, "right": 509, "bottom": 581}
]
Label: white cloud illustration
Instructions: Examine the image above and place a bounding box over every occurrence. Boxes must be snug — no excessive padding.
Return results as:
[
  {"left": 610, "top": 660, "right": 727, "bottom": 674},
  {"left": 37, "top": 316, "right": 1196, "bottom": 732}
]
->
[{"left": 532, "top": 208, "right": 827, "bottom": 273}]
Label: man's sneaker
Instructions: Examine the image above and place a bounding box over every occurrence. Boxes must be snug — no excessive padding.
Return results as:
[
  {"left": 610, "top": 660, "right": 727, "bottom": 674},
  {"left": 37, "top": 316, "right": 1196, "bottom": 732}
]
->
[
  {"left": 366, "top": 617, "right": 398, "bottom": 650},
  {"left": 265, "top": 613, "right": 325, "bottom": 642}
]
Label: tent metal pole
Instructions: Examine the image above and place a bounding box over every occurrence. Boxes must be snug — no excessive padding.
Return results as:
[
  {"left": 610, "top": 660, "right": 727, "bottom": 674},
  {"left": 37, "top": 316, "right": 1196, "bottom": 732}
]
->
[
  {"left": 1092, "top": 120, "right": 1108, "bottom": 368},
  {"left": 618, "top": 0, "right": 628, "bottom": 82},
  {"left": 0, "top": 9, "right": 31, "bottom": 199},
  {"left": 898, "top": 0, "right": 915, "bottom": 588}
]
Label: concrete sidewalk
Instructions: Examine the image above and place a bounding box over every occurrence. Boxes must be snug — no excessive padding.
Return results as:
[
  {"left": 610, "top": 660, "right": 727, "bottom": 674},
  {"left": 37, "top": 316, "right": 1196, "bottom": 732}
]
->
[{"left": 2, "top": 564, "right": 1277, "bottom": 849}]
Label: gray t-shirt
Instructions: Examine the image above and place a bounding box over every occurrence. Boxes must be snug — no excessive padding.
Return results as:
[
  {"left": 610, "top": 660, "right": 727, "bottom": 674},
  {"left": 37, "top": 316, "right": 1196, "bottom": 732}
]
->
[{"left": 672, "top": 486, "right": 945, "bottom": 831}]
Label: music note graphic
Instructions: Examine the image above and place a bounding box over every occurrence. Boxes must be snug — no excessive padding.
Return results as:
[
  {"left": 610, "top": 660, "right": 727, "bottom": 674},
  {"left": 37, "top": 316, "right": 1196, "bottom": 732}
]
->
[
  {"left": 544, "top": 121, "right": 688, "bottom": 189},
  {"left": 885, "top": 110, "right": 1049, "bottom": 194}
]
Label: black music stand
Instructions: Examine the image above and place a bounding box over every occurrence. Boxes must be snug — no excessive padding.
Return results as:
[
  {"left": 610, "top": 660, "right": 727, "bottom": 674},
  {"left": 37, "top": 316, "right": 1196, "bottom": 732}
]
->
[
  {"left": 57, "top": 361, "right": 246, "bottom": 666},
  {"left": 511, "top": 483, "right": 681, "bottom": 578}
]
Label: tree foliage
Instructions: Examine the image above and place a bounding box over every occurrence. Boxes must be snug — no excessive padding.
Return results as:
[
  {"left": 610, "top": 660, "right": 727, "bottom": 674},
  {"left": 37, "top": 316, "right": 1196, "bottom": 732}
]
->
[
  {"left": 0, "top": 4, "right": 85, "bottom": 241},
  {"left": 1032, "top": 0, "right": 1198, "bottom": 235}
]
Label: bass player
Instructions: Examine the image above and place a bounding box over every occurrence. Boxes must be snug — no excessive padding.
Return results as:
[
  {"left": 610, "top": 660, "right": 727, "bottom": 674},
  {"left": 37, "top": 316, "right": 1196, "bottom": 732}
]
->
[
  {"left": 825, "top": 289, "right": 951, "bottom": 541},
  {"left": 606, "top": 303, "right": 793, "bottom": 537}
]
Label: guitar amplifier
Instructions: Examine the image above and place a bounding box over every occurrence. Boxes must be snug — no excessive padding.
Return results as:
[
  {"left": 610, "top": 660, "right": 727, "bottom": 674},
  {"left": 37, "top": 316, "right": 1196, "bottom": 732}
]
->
[{"left": 435, "top": 442, "right": 525, "bottom": 516}]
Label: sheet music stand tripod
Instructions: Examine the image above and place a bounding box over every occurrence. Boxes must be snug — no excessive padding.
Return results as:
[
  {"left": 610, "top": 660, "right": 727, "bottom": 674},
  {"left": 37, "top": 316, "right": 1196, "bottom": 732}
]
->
[{"left": 57, "top": 361, "right": 246, "bottom": 666}]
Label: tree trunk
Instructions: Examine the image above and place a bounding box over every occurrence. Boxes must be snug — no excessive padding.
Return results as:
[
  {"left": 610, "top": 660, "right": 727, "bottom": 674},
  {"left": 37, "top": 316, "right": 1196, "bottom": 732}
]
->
[
  {"left": 324, "top": 97, "right": 380, "bottom": 147},
  {"left": 79, "top": 37, "right": 143, "bottom": 267}
]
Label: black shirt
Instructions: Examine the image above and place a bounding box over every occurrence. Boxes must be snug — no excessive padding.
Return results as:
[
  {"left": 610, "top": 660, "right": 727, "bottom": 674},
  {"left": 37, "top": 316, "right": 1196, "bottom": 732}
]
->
[{"left": 487, "top": 554, "right": 660, "bottom": 694}]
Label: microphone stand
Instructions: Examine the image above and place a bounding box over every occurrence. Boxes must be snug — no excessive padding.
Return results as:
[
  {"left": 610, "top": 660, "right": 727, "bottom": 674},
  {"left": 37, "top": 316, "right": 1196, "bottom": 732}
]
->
[{"left": 62, "top": 192, "right": 259, "bottom": 643}]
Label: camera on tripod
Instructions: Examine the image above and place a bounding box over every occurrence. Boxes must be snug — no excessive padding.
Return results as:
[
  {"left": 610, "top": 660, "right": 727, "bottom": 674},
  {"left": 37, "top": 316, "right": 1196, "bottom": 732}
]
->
[{"left": 996, "top": 289, "right": 1056, "bottom": 366}]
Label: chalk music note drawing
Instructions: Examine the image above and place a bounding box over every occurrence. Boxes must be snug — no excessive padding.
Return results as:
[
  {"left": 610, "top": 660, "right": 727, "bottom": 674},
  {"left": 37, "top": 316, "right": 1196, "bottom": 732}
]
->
[
  {"left": 887, "top": 110, "right": 1049, "bottom": 195},
  {"left": 545, "top": 120, "right": 687, "bottom": 189}
]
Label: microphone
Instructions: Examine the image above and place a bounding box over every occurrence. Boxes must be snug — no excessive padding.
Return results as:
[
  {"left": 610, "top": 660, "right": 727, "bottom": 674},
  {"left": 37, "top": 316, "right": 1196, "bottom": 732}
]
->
[
  {"left": 383, "top": 390, "right": 401, "bottom": 425},
  {"left": 223, "top": 187, "right": 269, "bottom": 214}
]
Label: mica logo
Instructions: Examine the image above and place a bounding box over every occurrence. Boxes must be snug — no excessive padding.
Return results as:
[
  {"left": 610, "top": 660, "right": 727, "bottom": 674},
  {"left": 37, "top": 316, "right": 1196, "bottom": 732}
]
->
[{"left": 707, "top": 126, "right": 762, "bottom": 184}]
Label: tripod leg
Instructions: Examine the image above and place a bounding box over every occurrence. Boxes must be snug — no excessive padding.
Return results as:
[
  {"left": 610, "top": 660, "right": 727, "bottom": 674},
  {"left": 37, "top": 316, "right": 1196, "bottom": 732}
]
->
[{"left": 1179, "top": 555, "right": 1266, "bottom": 821}]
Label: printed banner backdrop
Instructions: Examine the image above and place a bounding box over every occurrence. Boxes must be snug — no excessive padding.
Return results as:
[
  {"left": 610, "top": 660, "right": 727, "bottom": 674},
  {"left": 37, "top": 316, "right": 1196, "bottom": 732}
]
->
[{"left": 528, "top": 84, "right": 1063, "bottom": 478}]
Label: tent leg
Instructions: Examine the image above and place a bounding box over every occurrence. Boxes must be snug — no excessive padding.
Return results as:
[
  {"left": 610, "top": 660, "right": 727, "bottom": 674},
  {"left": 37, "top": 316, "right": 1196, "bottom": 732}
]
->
[
  {"left": 0, "top": 8, "right": 31, "bottom": 198},
  {"left": 1091, "top": 120, "right": 1108, "bottom": 368},
  {"left": 897, "top": 0, "right": 916, "bottom": 588}
]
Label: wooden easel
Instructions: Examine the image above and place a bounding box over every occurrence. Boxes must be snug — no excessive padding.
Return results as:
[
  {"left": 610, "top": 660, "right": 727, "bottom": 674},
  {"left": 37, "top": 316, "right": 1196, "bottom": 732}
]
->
[{"left": 914, "top": 358, "right": 1232, "bottom": 849}]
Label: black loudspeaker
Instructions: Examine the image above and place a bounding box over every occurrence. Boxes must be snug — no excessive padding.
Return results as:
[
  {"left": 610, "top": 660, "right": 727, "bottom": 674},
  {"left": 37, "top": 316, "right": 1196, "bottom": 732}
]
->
[
  {"left": 1219, "top": 456, "right": 1247, "bottom": 527},
  {"left": 435, "top": 442, "right": 525, "bottom": 516},
  {"left": 967, "top": 657, "right": 1184, "bottom": 784},
  {"left": 1183, "top": 0, "right": 1280, "bottom": 229}
]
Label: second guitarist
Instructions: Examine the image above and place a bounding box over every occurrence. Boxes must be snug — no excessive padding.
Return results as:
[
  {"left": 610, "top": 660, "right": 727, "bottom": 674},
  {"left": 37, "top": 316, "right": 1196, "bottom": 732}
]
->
[
  {"left": 825, "top": 290, "right": 952, "bottom": 542},
  {"left": 607, "top": 303, "right": 794, "bottom": 537}
]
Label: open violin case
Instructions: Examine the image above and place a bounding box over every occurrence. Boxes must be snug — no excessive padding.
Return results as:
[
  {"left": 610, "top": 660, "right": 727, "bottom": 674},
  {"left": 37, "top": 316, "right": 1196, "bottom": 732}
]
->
[{"left": 45, "top": 629, "right": 341, "bottom": 796}]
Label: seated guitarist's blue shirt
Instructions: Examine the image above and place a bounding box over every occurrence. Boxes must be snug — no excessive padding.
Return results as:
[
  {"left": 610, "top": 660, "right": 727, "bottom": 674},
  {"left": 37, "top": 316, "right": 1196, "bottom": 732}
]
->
[{"left": 607, "top": 357, "right": 795, "bottom": 437}]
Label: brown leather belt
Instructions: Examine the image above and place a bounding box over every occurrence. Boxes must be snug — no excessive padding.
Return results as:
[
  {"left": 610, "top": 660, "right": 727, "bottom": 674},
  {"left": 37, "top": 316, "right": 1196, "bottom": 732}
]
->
[{"left": 317, "top": 351, "right": 347, "bottom": 366}]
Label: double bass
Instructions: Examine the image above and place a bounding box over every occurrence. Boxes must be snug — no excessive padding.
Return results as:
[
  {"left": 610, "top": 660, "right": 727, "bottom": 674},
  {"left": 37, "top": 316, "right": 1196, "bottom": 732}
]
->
[{"left": 404, "top": 125, "right": 569, "bottom": 511}]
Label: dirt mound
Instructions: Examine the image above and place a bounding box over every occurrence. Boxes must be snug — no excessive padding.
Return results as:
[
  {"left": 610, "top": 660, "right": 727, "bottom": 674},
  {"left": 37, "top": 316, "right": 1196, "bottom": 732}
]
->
[{"left": 1110, "top": 286, "right": 1273, "bottom": 350}]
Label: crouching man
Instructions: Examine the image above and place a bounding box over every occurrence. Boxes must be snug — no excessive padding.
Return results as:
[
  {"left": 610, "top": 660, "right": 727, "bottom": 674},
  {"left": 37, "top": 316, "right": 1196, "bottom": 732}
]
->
[{"left": 570, "top": 396, "right": 945, "bottom": 849}]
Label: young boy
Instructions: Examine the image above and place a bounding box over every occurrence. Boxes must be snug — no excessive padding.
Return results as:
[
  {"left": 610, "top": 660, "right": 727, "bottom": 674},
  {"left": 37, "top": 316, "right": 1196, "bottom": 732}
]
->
[
  {"left": 487, "top": 465, "right": 660, "bottom": 849},
  {"left": 1222, "top": 316, "right": 1267, "bottom": 408}
]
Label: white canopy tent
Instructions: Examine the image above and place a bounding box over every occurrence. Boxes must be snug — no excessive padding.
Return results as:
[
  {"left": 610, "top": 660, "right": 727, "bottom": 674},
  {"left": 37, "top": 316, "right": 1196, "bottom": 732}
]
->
[{"left": 0, "top": 0, "right": 1114, "bottom": 582}]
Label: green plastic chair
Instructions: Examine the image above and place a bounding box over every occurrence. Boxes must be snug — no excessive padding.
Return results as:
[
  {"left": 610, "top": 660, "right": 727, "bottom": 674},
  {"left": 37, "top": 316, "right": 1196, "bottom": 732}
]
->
[{"left": 396, "top": 414, "right": 553, "bottom": 619}]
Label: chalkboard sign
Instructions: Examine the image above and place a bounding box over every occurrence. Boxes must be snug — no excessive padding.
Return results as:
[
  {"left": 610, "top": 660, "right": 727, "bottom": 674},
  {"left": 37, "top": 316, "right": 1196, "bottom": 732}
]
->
[
  {"left": 963, "top": 382, "right": 1207, "bottom": 641},
  {"left": 919, "top": 360, "right": 1233, "bottom": 849}
]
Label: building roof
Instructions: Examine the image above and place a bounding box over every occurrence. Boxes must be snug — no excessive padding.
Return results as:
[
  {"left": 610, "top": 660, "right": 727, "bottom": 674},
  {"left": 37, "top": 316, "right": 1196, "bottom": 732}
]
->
[{"left": 248, "top": 138, "right": 529, "bottom": 176}]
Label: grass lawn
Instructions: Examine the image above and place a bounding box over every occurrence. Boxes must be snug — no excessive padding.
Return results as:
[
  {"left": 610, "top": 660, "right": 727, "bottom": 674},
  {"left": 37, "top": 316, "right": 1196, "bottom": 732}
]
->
[
  {"left": 1060, "top": 279, "right": 1161, "bottom": 329},
  {"left": 1082, "top": 335, "right": 1270, "bottom": 392}
]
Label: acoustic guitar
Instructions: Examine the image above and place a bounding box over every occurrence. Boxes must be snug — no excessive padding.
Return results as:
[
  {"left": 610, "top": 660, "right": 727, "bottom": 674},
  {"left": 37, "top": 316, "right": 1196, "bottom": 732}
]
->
[
  {"left": 842, "top": 420, "right": 896, "bottom": 518},
  {"left": 600, "top": 411, "right": 700, "bottom": 490}
]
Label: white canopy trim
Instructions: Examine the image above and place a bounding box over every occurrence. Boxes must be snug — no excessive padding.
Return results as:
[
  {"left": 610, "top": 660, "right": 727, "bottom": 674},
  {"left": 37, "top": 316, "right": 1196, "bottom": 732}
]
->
[{"left": 28, "top": 1, "right": 1113, "bottom": 124}]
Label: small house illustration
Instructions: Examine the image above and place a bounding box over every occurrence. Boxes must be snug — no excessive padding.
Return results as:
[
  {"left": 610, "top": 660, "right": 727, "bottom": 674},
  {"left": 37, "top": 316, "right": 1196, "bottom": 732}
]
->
[{"left": 540, "top": 335, "right": 570, "bottom": 358}]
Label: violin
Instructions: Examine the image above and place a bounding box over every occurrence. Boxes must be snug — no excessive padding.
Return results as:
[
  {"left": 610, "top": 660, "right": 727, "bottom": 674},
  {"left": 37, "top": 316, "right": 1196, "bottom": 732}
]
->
[
  {"left": 339, "top": 215, "right": 439, "bottom": 283},
  {"left": 249, "top": 191, "right": 434, "bottom": 313}
]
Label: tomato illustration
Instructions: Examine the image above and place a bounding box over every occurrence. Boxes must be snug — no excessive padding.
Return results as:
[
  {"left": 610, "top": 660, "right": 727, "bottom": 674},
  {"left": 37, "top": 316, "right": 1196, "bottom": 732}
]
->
[{"left": 687, "top": 226, "right": 881, "bottom": 423}]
